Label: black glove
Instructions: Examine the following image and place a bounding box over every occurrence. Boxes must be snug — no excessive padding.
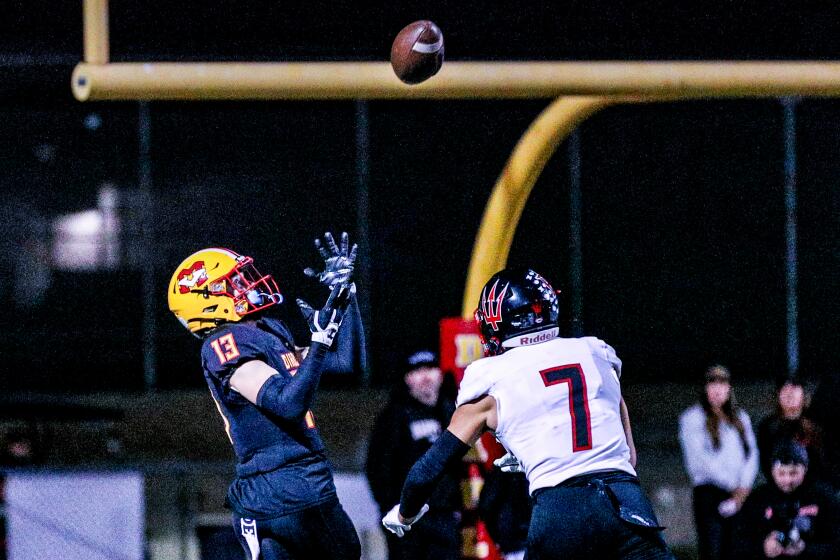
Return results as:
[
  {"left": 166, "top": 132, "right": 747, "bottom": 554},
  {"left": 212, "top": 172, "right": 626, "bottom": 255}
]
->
[
  {"left": 297, "top": 282, "right": 355, "bottom": 347},
  {"left": 303, "top": 231, "right": 358, "bottom": 289}
]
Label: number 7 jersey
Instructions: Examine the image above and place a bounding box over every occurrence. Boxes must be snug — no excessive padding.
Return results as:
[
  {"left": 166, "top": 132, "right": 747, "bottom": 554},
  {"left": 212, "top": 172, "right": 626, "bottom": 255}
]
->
[{"left": 457, "top": 336, "right": 635, "bottom": 495}]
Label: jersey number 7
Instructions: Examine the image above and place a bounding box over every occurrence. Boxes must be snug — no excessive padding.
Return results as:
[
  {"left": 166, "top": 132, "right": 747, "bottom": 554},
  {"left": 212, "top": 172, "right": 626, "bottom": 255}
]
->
[{"left": 540, "top": 364, "right": 593, "bottom": 452}]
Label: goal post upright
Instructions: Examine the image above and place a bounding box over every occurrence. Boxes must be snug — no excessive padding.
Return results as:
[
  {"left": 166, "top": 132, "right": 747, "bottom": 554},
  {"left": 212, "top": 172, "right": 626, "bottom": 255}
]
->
[{"left": 83, "top": 0, "right": 109, "bottom": 64}]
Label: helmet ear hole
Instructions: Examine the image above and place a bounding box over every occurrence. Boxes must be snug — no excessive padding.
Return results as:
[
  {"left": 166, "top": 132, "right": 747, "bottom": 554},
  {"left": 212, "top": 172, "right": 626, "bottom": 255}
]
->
[
  {"left": 202, "top": 305, "right": 218, "bottom": 313},
  {"left": 485, "top": 337, "right": 502, "bottom": 357}
]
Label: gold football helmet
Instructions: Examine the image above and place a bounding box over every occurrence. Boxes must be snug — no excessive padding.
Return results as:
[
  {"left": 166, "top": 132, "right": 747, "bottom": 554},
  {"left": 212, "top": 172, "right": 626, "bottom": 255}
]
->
[{"left": 167, "top": 248, "right": 282, "bottom": 335}]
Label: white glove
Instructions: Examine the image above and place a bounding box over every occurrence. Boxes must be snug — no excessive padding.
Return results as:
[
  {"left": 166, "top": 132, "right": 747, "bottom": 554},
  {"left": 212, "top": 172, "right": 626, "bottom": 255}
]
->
[
  {"left": 494, "top": 452, "right": 524, "bottom": 473},
  {"left": 297, "top": 283, "right": 355, "bottom": 348},
  {"left": 381, "top": 503, "right": 429, "bottom": 538}
]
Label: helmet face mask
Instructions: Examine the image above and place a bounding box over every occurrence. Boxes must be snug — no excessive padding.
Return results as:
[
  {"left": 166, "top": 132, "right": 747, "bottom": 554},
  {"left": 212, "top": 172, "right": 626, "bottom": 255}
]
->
[
  {"left": 213, "top": 257, "right": 283, "bottom": 314},
  {"left": 168, "top": 248, "right": 283, "bottom": 336},
  {"left": 474, "top": 268, "right": 560, "bottom": 356}
]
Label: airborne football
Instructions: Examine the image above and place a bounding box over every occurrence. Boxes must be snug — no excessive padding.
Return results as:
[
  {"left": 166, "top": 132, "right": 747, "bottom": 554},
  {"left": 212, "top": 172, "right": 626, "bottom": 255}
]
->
[{"left": 390, "top": 20, "right": 444, "bottom": 84}]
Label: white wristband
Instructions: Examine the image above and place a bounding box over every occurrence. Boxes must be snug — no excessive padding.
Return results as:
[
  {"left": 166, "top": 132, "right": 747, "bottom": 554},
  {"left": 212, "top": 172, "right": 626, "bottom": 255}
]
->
[{"left": 310, "top": 310, "right": 340, "bottom": 347}]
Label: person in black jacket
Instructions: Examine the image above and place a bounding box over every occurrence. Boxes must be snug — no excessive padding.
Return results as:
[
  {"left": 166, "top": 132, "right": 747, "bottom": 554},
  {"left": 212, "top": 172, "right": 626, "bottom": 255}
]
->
[
  {"left": 757, "top": 374, "right": 823, "bottom": 484},
  {"left": 366, "top": 350, "right": 461, "bottom": 560},
  {"left": 478, "top": 465, "right": 531, "bottom": 560},
  {"left": 733, "top": 440, "right": 840, "bottom": 559},
  {"left": 808, "top": 371, "right": 840, "bottom": 491}
]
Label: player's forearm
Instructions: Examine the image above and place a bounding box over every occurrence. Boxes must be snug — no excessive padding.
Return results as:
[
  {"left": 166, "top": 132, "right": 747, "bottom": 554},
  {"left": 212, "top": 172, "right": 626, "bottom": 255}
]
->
[
  {"left": 399, "top": 430, "right": 469, "bottom": 519},
  {"left": 256, "top": 342, "right": 329, "bottom": 420},
  {"left": 325, "top": 296, "right": 365, "bottom": 375}
]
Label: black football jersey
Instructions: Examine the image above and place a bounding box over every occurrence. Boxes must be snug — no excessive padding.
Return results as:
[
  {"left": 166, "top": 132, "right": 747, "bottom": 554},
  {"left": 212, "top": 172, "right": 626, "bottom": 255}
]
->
[{"left": 201, "top": 317, "right": 336, "bottom": 516}]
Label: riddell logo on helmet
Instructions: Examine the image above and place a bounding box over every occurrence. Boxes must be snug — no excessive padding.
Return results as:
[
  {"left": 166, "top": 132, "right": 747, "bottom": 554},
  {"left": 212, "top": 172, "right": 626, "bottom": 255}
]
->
[
  {"left": 517, "top": 329, "right": 557, "bottom": 346},
  {"left": 504, "top": 327, "right": 560, "bottom": 349},
  {"left": 519, "top": 331, "right": 555, "bottom": 345},
  {"left": 177, "top": 261, "right": 209, "bottom": 294},
  {"left": 481, "top": 280, "right": 509, "bottom": 331}
]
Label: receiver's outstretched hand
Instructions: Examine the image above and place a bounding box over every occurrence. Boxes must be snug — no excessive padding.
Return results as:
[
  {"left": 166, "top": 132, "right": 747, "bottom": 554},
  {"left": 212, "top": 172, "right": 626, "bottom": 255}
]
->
[{"left": 303, "top": 231, "right": 357, "bottom": 289}]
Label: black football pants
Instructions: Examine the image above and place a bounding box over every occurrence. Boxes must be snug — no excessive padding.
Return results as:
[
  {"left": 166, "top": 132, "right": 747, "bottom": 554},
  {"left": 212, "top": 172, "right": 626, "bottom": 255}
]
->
[
  {"left": 232, "top": 497, "right": 360, "bottom": 560},
  {"left": 527, "top": 472, "right": 675, "bottom": 560},
  {"left": 691, "top": 484, "right": 734, "bottom": 560}
]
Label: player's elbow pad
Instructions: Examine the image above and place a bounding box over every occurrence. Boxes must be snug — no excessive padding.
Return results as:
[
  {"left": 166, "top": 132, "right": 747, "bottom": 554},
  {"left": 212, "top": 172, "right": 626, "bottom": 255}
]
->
[{"left": 400, "top": 430, "right": 469, "bottom": 519}]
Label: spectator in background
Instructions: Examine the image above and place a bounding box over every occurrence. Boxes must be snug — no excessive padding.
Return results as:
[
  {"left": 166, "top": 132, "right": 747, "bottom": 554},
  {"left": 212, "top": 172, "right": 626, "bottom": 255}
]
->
[
  {"left": 679, "top": 364, "right": 759, "bottom": 560},
  {"left": 1, "top": 427, "right": 38, "bottom": 466},
  {"left": 807, "top": 371, "right": 840, "bottom": 492},
  {"left": 733, "top": 440, "right": 840, "bottom": 559},
  {"left": 758, "top": 375, "right": 823, "bottom": 484},
  {"left": 366, "top": 350, "right": 461, "bottom": 560}
]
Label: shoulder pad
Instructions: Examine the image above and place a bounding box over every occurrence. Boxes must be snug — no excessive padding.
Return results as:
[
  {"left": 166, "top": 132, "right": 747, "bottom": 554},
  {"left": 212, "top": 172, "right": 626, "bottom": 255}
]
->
[
  {"left": 456, "top": 358, "right": 495, "bottom": 407},
  {"left": 583, "top": 337, "right": 622, "bottom": 378},
  {"left": 257, "top": 317, "right": 296, "bottom": 350}
]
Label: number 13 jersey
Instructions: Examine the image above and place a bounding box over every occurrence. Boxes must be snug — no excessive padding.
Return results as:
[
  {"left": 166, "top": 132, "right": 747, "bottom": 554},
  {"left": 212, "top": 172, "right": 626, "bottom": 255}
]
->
[{"left": 457, "top": 336, "right": 635, "bottom": 495}]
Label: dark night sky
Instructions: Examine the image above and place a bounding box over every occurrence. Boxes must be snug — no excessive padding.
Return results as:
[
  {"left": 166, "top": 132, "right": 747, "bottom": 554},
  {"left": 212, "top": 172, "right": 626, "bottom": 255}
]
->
[{"left": 0, "top": 2, "right": 838, "bottom": 391}]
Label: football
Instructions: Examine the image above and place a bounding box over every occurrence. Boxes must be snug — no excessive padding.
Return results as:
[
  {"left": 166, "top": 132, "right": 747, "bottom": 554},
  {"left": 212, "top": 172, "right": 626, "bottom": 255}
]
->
[{"left": 390, "top": 20, "right": 445, "bottom": 84}]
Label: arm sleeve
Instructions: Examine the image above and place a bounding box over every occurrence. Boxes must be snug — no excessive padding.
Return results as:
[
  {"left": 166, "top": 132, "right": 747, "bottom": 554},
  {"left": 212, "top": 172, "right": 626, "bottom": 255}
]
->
[
  {"left": 737, "top": 410, "right": 759, "bottom": 489},
  {"left": 399, "top": 429, "right": 470, "bottom": 518},
  {"left": 324, "top": 295, "right": 367, "bottom": 376},
  {"left": 256, "top": 341, "right": 330, "bottom": 421}
]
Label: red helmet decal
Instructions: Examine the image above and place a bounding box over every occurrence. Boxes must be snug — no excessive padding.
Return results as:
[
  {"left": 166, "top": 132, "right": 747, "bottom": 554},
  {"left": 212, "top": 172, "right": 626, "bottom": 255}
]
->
[
  {"left": 177, "top": 260, "right": 209, "bottom": 294},
  {"left": 481, "top": 279, "right": 509, "bottom": 331}
]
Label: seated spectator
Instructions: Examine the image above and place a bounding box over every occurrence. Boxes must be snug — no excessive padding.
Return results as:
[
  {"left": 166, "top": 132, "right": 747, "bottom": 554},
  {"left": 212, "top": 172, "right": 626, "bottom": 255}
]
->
[
  {"left": 733, "top": 440, "right": 840, "bottom": 559},
  {"left": 757, "top": 374, "right": 823, "bottom": 484},
  {"left": 679, "top": 364, "right": 759, "bottom": 560}
]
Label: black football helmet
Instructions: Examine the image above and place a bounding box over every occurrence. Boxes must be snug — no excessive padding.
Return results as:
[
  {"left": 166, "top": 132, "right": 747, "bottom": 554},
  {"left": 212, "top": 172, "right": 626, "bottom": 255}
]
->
[{"left": 474, "top": 268, "right": 560, "bottom": 356}]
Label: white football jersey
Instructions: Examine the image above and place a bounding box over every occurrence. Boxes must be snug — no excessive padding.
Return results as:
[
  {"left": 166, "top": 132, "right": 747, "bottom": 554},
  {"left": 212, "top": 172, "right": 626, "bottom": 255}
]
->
[{"left": 457, "top": 335, "right": 635, "bottom": 495}]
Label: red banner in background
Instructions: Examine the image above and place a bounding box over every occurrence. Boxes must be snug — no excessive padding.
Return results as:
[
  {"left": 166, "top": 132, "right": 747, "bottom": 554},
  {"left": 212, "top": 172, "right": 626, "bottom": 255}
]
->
[
  {"left": 439, "top": 317, "right": 482, "bottom": 386},
  {"left": 439, "top": 316, "right": 506, "bottom": 468},
  {"left": 440, "top": 317, "right": 505, "bottom": 559}
]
